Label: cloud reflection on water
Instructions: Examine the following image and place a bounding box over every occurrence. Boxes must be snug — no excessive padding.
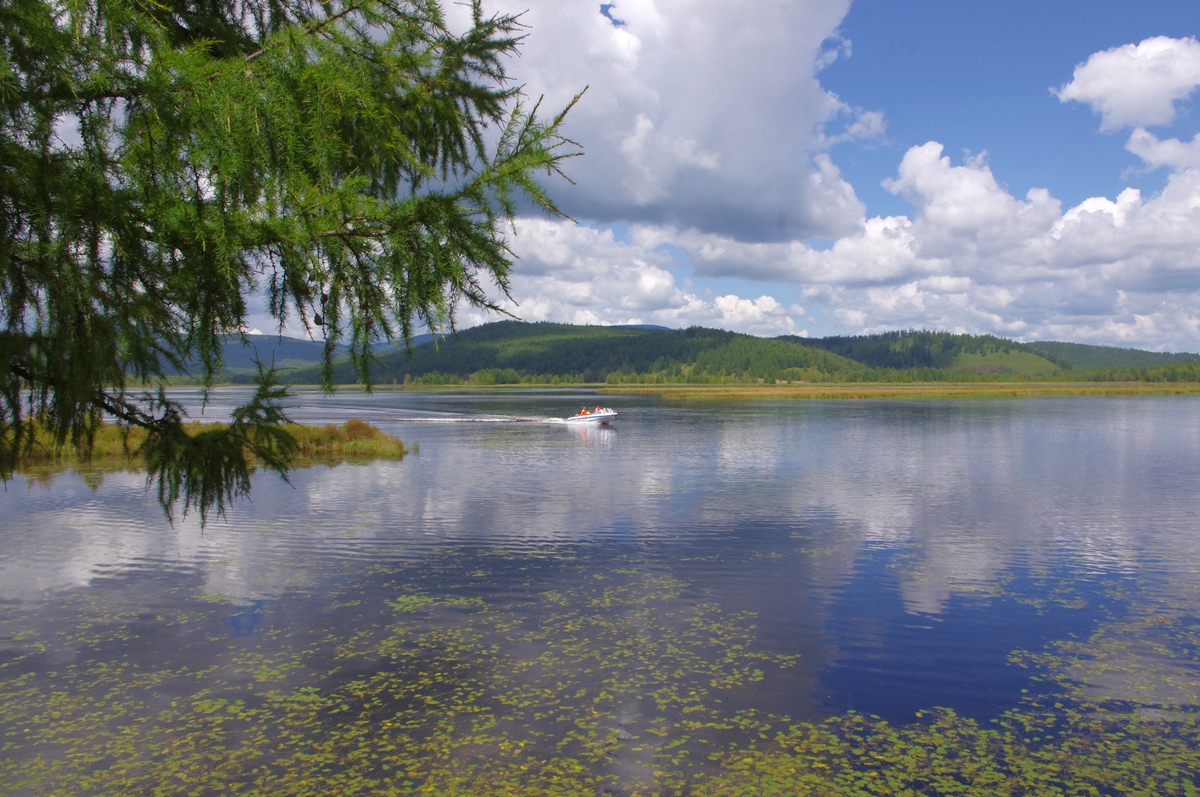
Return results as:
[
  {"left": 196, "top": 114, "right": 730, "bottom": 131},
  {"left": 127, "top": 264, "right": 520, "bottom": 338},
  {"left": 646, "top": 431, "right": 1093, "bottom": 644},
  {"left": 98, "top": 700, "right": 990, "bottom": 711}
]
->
[{"left": 2, "top": 393, "right": 1199, "bottom": 630}]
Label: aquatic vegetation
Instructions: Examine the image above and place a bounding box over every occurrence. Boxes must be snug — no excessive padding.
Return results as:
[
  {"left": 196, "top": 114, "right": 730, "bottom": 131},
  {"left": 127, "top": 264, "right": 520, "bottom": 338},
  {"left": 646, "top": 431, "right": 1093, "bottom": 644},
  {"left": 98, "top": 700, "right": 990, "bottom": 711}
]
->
[
  {"left": 702, "top": 705, "right": 1200, "bottom": 796},
  {"left": 0, "top": 567, "right": 780, "bottom": 794},
  {"left": 2, "top": 556, "right": 1198, "bottom": 795},
  {"left": 289, "top": 419, "right": 407, "bottom": 460},
  {"left": 13, "top": 418, "right": 406, "bottom": 476}
]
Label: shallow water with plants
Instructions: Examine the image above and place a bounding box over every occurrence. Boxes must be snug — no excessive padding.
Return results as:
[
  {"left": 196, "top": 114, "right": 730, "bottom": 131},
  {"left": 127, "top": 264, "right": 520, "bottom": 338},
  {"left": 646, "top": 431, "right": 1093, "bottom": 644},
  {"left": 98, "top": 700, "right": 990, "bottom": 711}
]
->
[{"left": 3, "top": 389, "right": 1200, "bottom": 794}]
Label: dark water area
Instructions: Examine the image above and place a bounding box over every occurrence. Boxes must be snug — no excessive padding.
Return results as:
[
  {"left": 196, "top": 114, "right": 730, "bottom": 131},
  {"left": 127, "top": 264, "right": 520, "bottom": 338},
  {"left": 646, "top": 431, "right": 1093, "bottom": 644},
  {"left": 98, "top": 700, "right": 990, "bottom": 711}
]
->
[{"left": 3, "top": 390, "right": 1200, "bottom": 794}]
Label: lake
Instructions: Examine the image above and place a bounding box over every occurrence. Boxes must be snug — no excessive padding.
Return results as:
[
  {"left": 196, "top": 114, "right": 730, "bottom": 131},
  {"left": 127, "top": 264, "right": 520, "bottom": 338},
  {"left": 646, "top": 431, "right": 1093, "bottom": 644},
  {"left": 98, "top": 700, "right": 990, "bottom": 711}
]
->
[{"left": 3, "top": 389, "right": 1200, "bottom": 794}]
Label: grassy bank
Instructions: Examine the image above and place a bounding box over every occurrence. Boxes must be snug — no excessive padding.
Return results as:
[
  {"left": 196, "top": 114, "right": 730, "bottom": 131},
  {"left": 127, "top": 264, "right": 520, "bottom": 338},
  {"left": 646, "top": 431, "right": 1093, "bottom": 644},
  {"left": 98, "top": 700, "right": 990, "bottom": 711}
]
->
[
  {"left": 15, "top": 418, "right": 407, "bottom": 475},
  {"left": 168, "top": 379, "right": 1200, "bottom": 399},
  {"left": 602, "top": 381, "right": 1200, "bottom": 400}
]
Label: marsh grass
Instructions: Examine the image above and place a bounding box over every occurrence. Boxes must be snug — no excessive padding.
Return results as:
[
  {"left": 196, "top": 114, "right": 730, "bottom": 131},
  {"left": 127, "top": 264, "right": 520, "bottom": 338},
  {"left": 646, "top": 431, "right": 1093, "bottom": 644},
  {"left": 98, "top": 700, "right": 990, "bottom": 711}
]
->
[
  {"left": 290, "top": 418, "right": 406, "bottom": 460},
  {"left": 14, "top": 418, "right": 406, "bottom": 475}
]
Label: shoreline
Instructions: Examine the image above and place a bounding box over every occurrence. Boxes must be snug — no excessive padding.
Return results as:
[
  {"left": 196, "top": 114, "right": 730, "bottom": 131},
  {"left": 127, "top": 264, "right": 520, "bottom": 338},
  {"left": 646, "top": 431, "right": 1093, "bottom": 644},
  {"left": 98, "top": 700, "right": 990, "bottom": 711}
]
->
[
  {"left": 165, "top": 380, "right": 1200, "bottom": 400},
  {"left": 597, "top": 382, "right": 1200, "bottom": 399}
]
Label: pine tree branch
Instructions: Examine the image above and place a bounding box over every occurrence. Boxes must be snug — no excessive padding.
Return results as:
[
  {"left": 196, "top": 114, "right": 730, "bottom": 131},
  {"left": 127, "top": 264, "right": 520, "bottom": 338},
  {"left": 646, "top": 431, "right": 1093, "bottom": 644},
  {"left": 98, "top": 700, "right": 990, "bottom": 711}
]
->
[{"left": 242, "top": 3, "right": 364, "bottom": 63}]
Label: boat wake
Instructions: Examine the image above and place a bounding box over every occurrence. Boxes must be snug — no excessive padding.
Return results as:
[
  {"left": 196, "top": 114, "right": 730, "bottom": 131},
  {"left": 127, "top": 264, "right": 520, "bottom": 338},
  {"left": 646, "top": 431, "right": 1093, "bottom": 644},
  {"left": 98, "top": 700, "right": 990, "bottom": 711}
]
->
[{"left": 392, "top": 415, "right": 568, "bottom": 424}]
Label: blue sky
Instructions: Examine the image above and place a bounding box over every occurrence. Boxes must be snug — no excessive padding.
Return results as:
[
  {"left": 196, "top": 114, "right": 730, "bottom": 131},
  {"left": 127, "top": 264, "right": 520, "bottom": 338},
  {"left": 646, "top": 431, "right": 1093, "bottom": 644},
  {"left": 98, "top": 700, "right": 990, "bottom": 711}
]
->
[
  {"left": 252, "top": 1, "right": 1200, "bottom": 351},
  {"left": 822, "top": 1, "right": 1199, "bottom": 217},
  {"left": 431, "top": 0, "right": 1200, "bottom": 351}
]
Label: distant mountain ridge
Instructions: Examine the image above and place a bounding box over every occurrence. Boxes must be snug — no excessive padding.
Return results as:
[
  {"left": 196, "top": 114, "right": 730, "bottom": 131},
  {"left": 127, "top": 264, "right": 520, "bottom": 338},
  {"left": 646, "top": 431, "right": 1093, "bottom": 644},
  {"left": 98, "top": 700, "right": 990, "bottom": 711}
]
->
[
  {"left": 166, "top": 333, "right": 430, "bottom": 378},
  {"left": 201, "top": 322, "right": 1200, "bottom": 385},
  {"left": 281, "top": 321, "right": 864, "bottom": 384}
]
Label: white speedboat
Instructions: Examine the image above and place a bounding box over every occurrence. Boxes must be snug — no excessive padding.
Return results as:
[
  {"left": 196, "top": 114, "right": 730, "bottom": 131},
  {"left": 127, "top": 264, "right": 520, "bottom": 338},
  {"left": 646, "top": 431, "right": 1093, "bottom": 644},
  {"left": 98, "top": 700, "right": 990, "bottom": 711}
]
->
[{"left": 565, "top": 406, "right": 617, "bottom": 424}]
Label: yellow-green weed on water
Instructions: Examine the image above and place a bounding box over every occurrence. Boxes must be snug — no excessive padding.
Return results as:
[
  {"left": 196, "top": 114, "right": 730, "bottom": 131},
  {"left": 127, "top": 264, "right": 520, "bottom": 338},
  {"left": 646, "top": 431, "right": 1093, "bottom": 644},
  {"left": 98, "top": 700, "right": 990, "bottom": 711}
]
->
[
  {"left": 14, "top": 418, "right": 406, "bottom": 476},
  {"left": 1, "top": 563, "right": 1198, "bottom": 795}
]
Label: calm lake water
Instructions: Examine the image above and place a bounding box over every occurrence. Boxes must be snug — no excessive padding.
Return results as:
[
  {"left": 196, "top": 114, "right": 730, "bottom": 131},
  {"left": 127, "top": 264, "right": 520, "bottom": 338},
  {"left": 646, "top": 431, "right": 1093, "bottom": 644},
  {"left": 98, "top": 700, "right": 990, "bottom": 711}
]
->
[{"left": 3, "top": 389, "right": 1200, "bottom": 794}]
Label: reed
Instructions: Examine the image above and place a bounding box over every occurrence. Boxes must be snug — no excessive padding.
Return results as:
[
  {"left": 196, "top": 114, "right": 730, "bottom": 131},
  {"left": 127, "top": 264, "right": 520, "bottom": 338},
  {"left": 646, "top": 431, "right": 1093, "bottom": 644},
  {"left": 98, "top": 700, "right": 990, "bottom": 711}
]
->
[
  {"left": 13, "top": 418, "right": 406, "bottom": 473},
  {"left": 289, "top": 419, "right": 407, "bottom": 459}
]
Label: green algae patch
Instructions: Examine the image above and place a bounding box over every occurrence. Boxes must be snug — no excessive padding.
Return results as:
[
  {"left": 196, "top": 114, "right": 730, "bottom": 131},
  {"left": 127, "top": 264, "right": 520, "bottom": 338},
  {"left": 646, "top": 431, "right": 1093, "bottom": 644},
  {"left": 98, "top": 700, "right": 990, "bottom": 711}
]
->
[
  {"left": 0, "top": 568, "right": 793, "bottom": 795},
  {"left": 702, "top": 706, "right": 1200, "bottom": 796},
  {"left": 2, "top": 558, "right": 1199, "bottom": 796}
]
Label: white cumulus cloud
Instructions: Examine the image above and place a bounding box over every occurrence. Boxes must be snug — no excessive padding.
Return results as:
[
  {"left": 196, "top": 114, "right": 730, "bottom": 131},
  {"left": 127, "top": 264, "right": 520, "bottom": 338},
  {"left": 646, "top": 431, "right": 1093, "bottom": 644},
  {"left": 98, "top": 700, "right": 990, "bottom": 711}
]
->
[
  {"left": 450, "top": 219, "right": 805, "bottom": 337},
  {"left": 789, "top": 137, "right": 1200, "bottom": 346},
  {"left": 449, "top": 0, "right": 865, "bottom": 243},
  {"left": 1054, "top": 36, "right": 1200, "bottom": 131},
  {"left": 560, "top": 127, "right": 1200, "bottom": 349},
  {"left": 1126, "top": 129, "right": 1200, "bottom": 171},
  {"left": 256, "top": 24, "right": 1200, "bottom": 354}
]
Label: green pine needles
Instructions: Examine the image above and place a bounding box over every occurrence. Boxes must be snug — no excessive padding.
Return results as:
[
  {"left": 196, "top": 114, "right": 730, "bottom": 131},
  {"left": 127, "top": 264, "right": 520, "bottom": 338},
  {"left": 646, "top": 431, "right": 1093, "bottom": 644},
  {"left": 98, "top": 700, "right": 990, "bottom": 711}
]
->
[{"left": 0, "top": 0, "right": 581, "bottom": 521}]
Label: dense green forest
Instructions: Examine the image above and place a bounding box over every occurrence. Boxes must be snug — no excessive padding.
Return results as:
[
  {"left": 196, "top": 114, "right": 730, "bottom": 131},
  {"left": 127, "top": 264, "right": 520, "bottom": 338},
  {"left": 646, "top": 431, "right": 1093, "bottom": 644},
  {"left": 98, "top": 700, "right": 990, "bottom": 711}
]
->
[
  {"left": 1053, "top": 362, "right": 1200, "bottom": 383},
  {"left": 216, "top": 322, "right": 1200, "bottom": 386},
  {"left": 1022, "top": 340, "right": 1200, "bottom": 369},
  {"left": 793, "top": 330, "right": 1066, "bottom": 372},
  {"left": 278, "top": 322, "right": 867, "bottom": 385}
]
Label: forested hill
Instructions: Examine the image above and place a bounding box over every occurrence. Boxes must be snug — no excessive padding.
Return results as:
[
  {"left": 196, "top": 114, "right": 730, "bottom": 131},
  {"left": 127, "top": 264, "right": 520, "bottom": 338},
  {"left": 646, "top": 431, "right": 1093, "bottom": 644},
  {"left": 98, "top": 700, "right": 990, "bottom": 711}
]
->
[
  {"left": 791, "top": 330, "right": 1199, "bottom": 372},
  {"left": 1022, "top": 340, "right": 1200, "bottom": 370},
  {"left": 282, "top": 321, "right": 867, "bottom": 384},
  {"left": 793, "top": 330, "right": 1062, "bottom": 373},
  {"left": 226, "top": 322, "right": 1200, "bottom": 385}
]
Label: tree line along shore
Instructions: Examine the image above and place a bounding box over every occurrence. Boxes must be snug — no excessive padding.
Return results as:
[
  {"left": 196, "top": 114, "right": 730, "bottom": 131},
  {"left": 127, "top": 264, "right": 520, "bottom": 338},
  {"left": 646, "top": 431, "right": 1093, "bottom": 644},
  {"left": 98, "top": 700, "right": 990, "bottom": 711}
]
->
[{"left": 186, "top": 321, "right": 1200, "bottom": 390}]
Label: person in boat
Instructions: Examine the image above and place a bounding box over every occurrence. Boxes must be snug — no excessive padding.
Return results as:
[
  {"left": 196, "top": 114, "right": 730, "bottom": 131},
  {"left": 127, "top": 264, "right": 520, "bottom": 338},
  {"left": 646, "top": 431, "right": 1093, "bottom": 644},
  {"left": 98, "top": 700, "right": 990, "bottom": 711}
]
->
[
  {"left": 595, "top": 406, "right": 602, "bottom": 413},
  {"left": 580, "top": 407, "right": 588, "bottom": 415}
]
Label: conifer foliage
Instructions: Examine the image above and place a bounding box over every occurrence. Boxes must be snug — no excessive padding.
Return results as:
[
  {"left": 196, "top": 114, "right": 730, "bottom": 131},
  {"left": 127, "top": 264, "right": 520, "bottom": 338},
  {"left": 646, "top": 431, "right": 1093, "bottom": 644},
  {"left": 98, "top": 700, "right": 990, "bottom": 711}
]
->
[{"left": 0, "top": 0, "right": 580, "bottom": 520}]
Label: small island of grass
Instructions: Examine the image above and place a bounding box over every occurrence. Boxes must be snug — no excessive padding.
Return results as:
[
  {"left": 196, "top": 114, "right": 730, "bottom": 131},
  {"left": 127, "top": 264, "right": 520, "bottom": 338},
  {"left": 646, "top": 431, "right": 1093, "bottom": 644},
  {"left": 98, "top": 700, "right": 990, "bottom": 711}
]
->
[{"left": 15, "top": 418, "right": 407, "bottom": 478}]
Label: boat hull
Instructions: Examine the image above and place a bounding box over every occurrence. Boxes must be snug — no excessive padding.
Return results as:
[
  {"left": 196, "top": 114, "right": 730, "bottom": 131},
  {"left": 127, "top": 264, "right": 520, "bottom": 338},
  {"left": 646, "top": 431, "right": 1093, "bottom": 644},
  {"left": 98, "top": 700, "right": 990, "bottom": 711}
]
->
[{"left": 565, "top": 410, "right": 617, "bottom": 425}]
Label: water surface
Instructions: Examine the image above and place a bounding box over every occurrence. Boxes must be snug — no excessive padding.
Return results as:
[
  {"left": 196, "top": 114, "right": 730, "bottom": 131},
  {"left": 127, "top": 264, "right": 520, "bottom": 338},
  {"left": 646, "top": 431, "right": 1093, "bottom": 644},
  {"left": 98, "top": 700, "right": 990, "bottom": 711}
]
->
[{"left": 2, "top": 390, "right": 1199, "bottom": 793}]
